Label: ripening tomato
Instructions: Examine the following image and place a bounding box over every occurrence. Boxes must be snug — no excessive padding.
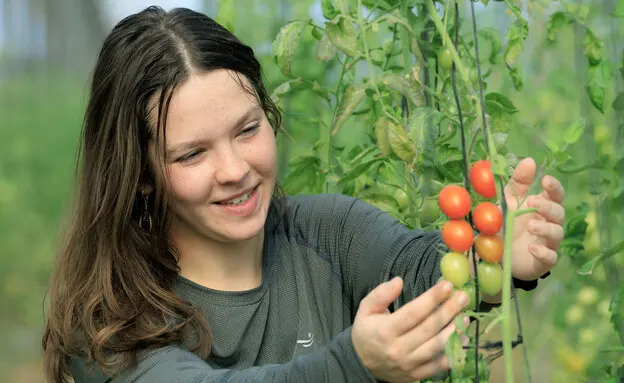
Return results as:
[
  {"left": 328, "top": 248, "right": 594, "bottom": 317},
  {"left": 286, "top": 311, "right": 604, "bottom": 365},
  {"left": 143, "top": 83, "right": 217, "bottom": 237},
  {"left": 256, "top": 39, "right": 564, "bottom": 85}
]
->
[
  {"left": 438, "top": 185, "right": 472, "bottom": 219},
  {"left": 477, "top": 262, "right": 503, "bottom": 296},
  {"left": 442, "top": 220, "right": 475, "bottom": 253},
  {"left": 440, "top": 252, "right": 470, "bottom": 288},
  {"left": 474, "top": 234, "right": 504, "bottom": 264},
  {"left": 473, "top": 202, "right": 503, "bottom": 235},
  {"left": 470, "top": 160, "right": 497, "bottom": 199}
]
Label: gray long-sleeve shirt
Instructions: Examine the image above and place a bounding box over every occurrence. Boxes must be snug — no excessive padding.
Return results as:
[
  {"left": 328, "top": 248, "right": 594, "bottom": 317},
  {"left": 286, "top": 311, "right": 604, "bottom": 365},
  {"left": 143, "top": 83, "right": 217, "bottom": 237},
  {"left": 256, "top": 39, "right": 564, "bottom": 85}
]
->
[{"left": 70, "top": 194, "right": 447, "bottom": 382}]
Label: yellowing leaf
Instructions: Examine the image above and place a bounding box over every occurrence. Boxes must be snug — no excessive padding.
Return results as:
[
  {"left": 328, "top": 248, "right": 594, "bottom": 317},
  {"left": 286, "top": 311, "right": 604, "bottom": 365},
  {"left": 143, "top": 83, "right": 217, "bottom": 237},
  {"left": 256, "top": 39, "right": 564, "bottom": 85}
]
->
[
  {"left": 272, "top": 21, "right": 308, "bottom": 77},
  {"left": 375, "top": 117, "right": 392, "bottom": 156},
  {"left": 325, "top": 18, "right": 358, "bottom": 57},
  {"left": 332, "top": 84, "right": 367, "bottom": 135},
  {"left": 388, "top": 120, "right": 416, "bottom": 162},
  {"left": 316, "top": 33, "right": 337, "bottom": 62}
]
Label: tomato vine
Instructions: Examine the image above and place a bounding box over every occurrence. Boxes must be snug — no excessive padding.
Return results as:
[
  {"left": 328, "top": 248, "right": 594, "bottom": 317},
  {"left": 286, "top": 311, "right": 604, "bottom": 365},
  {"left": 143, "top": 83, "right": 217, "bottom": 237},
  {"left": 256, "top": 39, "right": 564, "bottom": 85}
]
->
[{"left": 270, "top": 0, "right": 624, "bottom": 381}]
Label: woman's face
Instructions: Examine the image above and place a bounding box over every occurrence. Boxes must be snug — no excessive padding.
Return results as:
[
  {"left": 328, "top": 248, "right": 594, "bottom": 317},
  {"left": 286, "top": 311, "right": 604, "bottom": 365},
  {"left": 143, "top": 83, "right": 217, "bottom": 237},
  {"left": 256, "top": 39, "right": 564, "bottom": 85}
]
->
[{"left": 148, "top": 69, "right": 277, "bottom": 243}]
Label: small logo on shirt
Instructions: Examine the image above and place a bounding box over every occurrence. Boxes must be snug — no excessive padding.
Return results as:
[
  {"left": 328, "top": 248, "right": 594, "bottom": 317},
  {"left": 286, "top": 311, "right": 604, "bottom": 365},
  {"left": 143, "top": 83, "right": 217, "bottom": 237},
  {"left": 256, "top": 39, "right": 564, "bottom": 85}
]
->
[{"left": 296, "top": 333, "right": 314, "bottom": 347}]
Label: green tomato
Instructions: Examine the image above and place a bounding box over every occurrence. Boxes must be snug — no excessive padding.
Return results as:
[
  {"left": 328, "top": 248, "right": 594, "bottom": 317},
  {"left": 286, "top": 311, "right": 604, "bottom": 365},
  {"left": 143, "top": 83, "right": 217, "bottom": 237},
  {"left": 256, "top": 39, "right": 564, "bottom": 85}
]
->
[
  {"left": 565, "top": 304, "right": 584, "bottom": 326},
  {"left": 477, "top": 262, "right": 503, "bottom": 296},
  {"left": 461, "top": 284, "right": 479, "bottom": 311},
  {"left": 576, "top": 286, "right": 599, "bottom": 306},
  {"left": 438, "top": 48, "right": 454, "bottom": 71},
  {"left": 440, "top": 252, "right": 470, "bottom": 288},
  {"left": 470, "top": 68, "right": 479, "bottom": 83},
  {"left": 394, "top": 188, "right": 409, "bottom": 211},
  {"left": 420, "top": 197, "right": 440, "bottom": 226}
]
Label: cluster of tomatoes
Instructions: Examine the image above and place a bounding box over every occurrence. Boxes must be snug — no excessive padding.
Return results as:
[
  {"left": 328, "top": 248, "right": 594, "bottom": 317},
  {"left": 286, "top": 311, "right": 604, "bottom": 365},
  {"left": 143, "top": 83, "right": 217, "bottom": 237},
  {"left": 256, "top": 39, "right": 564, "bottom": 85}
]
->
[{"left": 438, "top": 160, "right": 505, "bottom": 307}]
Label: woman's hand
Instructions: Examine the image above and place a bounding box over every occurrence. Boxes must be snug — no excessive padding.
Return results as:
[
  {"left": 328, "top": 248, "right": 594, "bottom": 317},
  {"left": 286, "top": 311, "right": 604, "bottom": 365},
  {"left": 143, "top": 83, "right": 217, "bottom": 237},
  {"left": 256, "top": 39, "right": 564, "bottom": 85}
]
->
[
  {"left": 504, "top": 157, "right": 566, "bottom": 280},
  {"left": 352, "top": 278, "right": 470, "bottom": 382}
]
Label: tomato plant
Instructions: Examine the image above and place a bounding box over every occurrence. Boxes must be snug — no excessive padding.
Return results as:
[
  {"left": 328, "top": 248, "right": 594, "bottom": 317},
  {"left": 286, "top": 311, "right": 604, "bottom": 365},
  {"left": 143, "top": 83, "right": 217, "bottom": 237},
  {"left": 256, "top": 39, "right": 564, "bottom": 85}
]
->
[
  {"left": 473, "top": 202, "right": 503, "bottom": 235},
  {"left": 442, "top": 220, "right": 475, "bottom": 253},
  {"left": 438, "top": 185, "right": 471, "bottom": 219},
  {"left": 270, "top": 0, "right": 624, "bottom": 380},
  {"left": 469, "top": 160, "right": 497, "bottom": 199},
  {"left": 441, "top": 252, "right": 470, "bottom": 288},
  {"left": 474, "top": 234, "right": 503, "bottom": 264}
]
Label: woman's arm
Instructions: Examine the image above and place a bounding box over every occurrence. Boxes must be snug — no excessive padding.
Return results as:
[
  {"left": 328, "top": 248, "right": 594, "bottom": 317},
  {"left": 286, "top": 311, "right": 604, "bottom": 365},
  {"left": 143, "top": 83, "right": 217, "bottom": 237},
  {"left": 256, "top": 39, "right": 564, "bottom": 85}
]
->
[{"left": 69, "top": 328, "right": 376, "bottom": 383}]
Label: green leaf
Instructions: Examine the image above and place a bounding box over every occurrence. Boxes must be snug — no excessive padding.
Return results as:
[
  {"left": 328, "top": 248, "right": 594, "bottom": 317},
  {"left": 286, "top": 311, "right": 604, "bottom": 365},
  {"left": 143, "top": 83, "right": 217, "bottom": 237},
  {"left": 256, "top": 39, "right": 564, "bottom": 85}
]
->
[
  {"left": 325, "top": 18, "right": 358, "bottom": 57},
  {"left": 503, "top": 18, "right": 528, "bottom": 66},
  {"left": 610, "top": 284, "right": 624, "bottom": 345},
  {"left": 564, "top": 119, "right": 586, "bottom": 144},
  {"left": 546, "top": 11, "right": 573, "bottom": 42},
  {"left": 587, "top": 61, "right": 613, "bottom": 114},
  {"left": 478, "top": 28, "right": 504, "bottom": 64},
  {"left": 332, "top": 84, "right": 367, "bottom": 135},
  {"left": 321, "top": 0, "right": 339, "bottom": 20},
  {"left": 271, "top": 78, "right": 304, "bottom": 98},
  {"left": 379, "top": 73, "right": 425, "bottom": 107},
  {"left": 316, "top": 33, "right": 337, "bottom": 62},
  {"left": 445, "top": 332, "right": 467, "bottom": 373},
  {"left": 272, "top": 21, "right": 308, "bottom": 77},
  {"left": 491, "top": 153, "right": 509, "bottom": 176},
  {"left": 508, "top": 65, "right": 524, "bottom": 91},
  {"left": 339, "top": 158, "right": 385, "bottom": 184},
  {"left": 612, "top": 92, "right": 624, "bottom": 111},
  {"left": 284, "top": 156, "right": 321, "bottom": 194},
  {"left": 215, "top": 0, "right": 236, "bottom": 32},
  {"left": 584, "top": 29, "right": 604, "bottom": 66},
  {"left": 485, "top": 92, "right": 519, "bottom": 116},
  {"left": 614, "top": 0, "right": 624, "bottom": 17}
]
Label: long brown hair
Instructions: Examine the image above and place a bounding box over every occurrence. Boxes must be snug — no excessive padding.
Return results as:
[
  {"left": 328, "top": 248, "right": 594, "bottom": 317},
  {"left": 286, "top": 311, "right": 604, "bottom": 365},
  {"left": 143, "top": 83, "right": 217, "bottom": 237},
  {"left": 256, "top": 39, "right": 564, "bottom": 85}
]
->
[{"left": 42, "top": 6, "right": 284, "bottom": 382}]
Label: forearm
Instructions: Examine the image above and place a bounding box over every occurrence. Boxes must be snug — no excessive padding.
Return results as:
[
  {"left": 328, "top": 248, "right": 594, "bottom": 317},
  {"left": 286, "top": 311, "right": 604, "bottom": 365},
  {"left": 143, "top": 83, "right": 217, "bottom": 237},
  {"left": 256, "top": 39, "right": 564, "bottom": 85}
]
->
[{"left": 70, "top": 328, "right": 376, "bottom": 383}]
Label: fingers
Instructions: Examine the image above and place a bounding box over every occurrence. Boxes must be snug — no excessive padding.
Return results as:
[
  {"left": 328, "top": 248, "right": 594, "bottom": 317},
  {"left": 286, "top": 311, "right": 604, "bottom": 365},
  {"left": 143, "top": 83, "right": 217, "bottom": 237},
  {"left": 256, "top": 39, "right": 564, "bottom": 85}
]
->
[
  {"left": 527, "top": 195, "right": 565, "bottom": 225},
  {"left": 408, "top": 316, "right": 470, "bottom": 366},
  {"left": 408, "top": 354, "right": 450, "bottom": 382},
  {"left": 540, "top": 175, "right": 566, "bottom": 204},
  {"left": 389, "top": 280, "right": 454, "bottom": 336},
  {"left": 358, "top": 277, "right": 404, "bottom": 316},
  {"left": 529, "top": 244, "right": 558, "bottom": 268},
  {"left": 504, "top": 157, "right": 537, "bottom": 199},
  {"left": 527, "top": 219, "right": 564, "bottom": 250},
  {"left": 399, "top": 290, "right": 470, "bottom": 351}
]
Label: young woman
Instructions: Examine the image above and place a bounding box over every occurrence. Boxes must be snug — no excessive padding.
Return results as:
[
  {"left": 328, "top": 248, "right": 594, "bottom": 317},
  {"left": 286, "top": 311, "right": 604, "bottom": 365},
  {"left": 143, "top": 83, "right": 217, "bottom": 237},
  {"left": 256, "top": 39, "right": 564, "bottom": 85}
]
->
[{"left": 42, "top": 6, "right": 566, "bottom": 383}]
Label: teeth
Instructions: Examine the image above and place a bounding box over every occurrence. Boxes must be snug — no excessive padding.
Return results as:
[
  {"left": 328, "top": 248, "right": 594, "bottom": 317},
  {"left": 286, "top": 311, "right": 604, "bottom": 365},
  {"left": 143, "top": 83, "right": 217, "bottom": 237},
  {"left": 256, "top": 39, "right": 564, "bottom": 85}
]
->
[{"left": 221, "top": 190, "right": 253, "bottom": 205}]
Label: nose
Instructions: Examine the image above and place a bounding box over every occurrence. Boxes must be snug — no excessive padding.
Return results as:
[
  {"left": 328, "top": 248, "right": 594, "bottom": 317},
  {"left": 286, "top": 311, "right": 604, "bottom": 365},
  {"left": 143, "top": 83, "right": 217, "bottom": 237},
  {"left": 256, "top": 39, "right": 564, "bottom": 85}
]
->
[{"left": 214, "top": 145, "right": 250, "bottom": 185}]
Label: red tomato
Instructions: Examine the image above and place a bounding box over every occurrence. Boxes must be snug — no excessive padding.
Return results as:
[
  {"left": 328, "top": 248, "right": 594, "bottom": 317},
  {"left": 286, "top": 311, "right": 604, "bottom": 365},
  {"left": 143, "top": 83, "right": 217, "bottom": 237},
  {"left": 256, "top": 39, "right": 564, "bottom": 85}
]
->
[
  {"left": 474, "top": 234, "right": 504, "bottom": 263},
  {"left": 470, "top": 160, "right": 497, "bottom": 199},
  {"left": 473, "top": 202, "right": 503, "bottom": 235},
  {"left": 438, "top": 185, "right": 472, "bottom": 219},
  {"left": 442, "top": 220, "right": 475, "bottom": 253}
]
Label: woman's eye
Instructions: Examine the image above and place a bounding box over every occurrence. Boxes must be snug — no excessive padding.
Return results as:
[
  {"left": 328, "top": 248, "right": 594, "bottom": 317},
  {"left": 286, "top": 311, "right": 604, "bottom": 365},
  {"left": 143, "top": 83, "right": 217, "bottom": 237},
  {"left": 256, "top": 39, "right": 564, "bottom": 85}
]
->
[
  {"left": 240, "top": 124, "right": 259, "bottom": 136},
  {"left": 177, "top": 150, "right": 201, "bottom": 163}
]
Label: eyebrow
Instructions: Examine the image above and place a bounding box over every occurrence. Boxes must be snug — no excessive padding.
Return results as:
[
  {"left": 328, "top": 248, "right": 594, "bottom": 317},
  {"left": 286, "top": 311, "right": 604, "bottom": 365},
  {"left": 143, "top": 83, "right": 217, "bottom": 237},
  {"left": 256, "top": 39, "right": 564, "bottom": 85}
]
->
[{"left": 166, "top": 105, "right": 263, "bottom": 156}]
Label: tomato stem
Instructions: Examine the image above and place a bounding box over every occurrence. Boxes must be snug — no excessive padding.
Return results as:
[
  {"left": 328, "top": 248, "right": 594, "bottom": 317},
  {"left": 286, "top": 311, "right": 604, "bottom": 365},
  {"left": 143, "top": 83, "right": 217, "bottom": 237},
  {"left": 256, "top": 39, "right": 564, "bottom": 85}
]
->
[
  {"left": 513, "top": 207, "right": 538, "bottom": 217},
  {"left": 502, "top": 207, "right": 515, "bottom": 383}
]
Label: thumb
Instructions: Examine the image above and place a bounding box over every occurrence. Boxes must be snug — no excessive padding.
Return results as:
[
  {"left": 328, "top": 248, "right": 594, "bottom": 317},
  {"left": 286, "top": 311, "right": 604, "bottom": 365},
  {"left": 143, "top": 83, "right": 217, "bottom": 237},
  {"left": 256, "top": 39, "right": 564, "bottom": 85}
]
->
[
  {"left": 357, "top": 277, "right": 404, "bottom": 317},
  {"left": 504, "top": 157, "right": 537, "bottom": 199}
]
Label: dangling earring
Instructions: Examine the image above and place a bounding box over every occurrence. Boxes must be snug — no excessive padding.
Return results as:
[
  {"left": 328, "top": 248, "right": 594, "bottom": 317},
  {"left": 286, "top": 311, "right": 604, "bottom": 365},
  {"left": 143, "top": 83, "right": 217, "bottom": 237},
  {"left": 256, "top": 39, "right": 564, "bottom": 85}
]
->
[{"left": 139, "top": 191, "right": 153, "bottom": 232}]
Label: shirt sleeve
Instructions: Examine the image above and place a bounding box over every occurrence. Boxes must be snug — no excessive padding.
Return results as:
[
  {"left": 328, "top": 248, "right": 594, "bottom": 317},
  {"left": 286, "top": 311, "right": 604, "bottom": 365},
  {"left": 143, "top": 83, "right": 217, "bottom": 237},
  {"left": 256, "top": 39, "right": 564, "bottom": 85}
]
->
[
  {"left": 288, "top": 194, "right": 445, "bottom": 314},
  {"left": 69, "top": 327, "right": 377, "bottom": 383}
]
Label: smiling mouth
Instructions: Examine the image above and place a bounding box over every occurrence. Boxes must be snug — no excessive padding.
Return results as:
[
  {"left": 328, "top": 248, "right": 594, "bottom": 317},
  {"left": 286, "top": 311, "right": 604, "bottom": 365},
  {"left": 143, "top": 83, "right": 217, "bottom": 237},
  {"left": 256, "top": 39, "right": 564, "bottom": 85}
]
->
[{"left": 216, "top": 185, "right": 258, "bottom": 205}]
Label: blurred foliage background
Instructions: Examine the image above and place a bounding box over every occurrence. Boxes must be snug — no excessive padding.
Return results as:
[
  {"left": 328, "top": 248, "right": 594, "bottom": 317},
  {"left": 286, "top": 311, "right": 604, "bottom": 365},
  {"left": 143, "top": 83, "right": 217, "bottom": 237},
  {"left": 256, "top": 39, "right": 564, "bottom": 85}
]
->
[{"left": 0, "top": 0, "right": 623, "bottom": 381}]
